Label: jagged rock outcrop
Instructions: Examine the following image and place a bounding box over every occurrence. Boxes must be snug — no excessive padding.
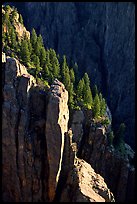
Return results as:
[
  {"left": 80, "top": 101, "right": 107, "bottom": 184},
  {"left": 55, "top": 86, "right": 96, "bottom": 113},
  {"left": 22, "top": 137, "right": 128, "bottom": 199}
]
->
[
  {"left": 2, "top": 53, "right": 115, "bottom": 202},
  {"left": 60, "top": 156, "right": 115, "bottom": 202},
  {"left": 10, "top": 2, "right": 135, "bottom": 149},
  {"left": 58, "top": 130, "right": 115, "bottom": 202},
  {"left": 45, "top": 79, "right": 69, "bottom": 201},
  {"left": 80, "top": 121, "right": 135, "bottom": 202}
]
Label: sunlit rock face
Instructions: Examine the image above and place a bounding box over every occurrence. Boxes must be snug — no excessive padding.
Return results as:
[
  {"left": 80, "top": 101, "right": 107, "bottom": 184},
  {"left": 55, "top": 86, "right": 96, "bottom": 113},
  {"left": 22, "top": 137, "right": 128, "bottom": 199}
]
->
[{"left": 45, "top": 79, "right": 69, "bottom": 201}]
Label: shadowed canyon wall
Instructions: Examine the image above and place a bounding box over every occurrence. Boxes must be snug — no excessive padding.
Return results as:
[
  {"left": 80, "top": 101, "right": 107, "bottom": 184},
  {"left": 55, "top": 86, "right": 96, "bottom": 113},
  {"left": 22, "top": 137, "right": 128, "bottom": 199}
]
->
[{"left": 9, "top": 2, "right": 135, "bottom": 149}]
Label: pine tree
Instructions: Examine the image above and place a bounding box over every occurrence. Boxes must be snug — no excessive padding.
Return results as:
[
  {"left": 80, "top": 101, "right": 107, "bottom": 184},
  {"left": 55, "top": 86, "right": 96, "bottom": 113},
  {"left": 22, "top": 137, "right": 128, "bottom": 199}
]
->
[
  {"left": 27, "top": 39, "right": 33, "bottom": 56},
  {"left": 44, "top": 63, "right": 50, "bottom": 80},
  {"left": 61, "top": 55, "right": 67, "bottom": 82},
  {"left": 63, "top": 68, "right": 71, "bottom": 91},
  {"left": 83, "top": 85, "right": 93, "bottom": 109},
  {"left": 98, "top": 93, "right": 107, "bottom": 116},
  {"left": 76, "top": 79, "right": 85, "bottom": 104},
  {"left": 35, "top": 56, "right": 41, "bottom": 76},
  {"left": 83, "top": 73, "right": 93, "bottom": 109},
  {"left": 35, "top": 40, "right": 41, "bottom": 57},
  {"left": 93, "top": 93, "right": 101, "bottom": 118},
  {"left": 11, "top": 9, "right": 18, "bottom": 22},
  {"left": 19, "top": 14, "right": 23, "bottom": 24},
  {"left": 10, "top": 26, "right": 17, "bottom": 49},
  {"left": 31, "top": 28, "right": 37, "bottom": 50},
  {"left": 5, "top": 5, "right": 11, "bottom": 13},
  {"left": 37, "top": 34, "right": 44, "bottom": 48},
  {"left": 93, "top": 85, "right": 98, "bottom": 97},
  {"left": 49, "top": 49, "right": 60, "bottom": 79},
  {"left": 70, "top": 68, "right": 75, "bottom": 84},
  {"left": 39, "top": 46, "right": 46, "bottom": 67},
  {"left": 73, "top": 62, "right": 80, "bottom": 84},
  {"left": 44, "top": 51, "right": 53, "bottom": 82},
  {"left": 68, "top": 82, "right": 75, "bottom": 109},
  {"left": 20, "top": 39, "right": 30, "bottom": 65},
  {"left": 83, "top": 72, "right": 90, "bottom": 87}
]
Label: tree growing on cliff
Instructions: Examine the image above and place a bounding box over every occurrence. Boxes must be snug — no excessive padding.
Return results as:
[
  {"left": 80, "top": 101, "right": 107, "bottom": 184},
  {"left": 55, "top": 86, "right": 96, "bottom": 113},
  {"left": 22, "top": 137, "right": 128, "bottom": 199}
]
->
[
  {"left": 10, "top": 26, "right": 17, "bottom": 49},
  {"left": 92, "top": 93, "right": 101, "bottom": 118},
  {"left": 83, "top": 73, "right": 93, "bottom": 109},
  {"left": 31, "top": 28, "right": 37, "bottom": 50},
  {"left": 99, "top": 93, "right": 107, "bottom": 116},
  {"left": 49, "top": 49, "right": 60, "bottom": 79},
  {"left": 70, "top": 68, "right": 75, "bottom": 84},
  {"left": 76, "top": 79, "right": 85, "bottom": 105},
  {"left": 68, "top": 82, "right": 75, "bottom": 109},
  {"left": 39, "top": 46, "right": 46, "bottom": 68},
  {"left": 19, "top": 14, "right": 23, "bottom": 24},
  {"left": 92, "top": 85, "right": 98, "bottom": 97},
  {"left": 20, "top": 39, "right": 30, "bottom": 65}
]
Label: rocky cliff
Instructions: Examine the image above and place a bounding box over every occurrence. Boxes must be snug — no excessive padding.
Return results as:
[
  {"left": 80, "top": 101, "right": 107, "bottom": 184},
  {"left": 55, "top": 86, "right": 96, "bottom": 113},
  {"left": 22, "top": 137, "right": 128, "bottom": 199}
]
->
[
  {"left": 2, "top": 53, "right": 114, "bottom": 202},
  {"left": 9, "top": 2, "right": 135, "bottom": 149},
  {"left": 70, "top": 110, "right": 135, "bottom": 202}
]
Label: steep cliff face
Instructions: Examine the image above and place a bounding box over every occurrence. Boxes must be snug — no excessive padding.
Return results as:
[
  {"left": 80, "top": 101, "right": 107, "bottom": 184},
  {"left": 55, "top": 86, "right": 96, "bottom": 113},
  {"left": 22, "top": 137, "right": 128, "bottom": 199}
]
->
[
  {"left": 9, "top": 2, "right": 135, "bottom": 149},
  {"left": 74, "top": 114, "right": 135, "bottom": 202},
  {"left": 2, "top": 55, "right": 48, "bottom": 202},
  {"left": 2, "top": 54, "right": 114, "bottom": 202}
]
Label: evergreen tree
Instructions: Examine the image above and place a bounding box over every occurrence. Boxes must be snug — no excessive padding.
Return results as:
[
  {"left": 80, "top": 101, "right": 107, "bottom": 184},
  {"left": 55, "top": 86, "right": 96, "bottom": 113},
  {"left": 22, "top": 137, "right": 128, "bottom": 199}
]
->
[
  {"left": 31, "top": 28, "right": 37, "bottom": 50},
  {"left": 39, "top": 46, "right": 46, "bottom": 67},
  {"left": 61, "top": 55, "right": 68, "bottom": 82},
  {"left": 83, "top": 72, "right": 90, "bottom": 87},
  {"left": 44, "top": 51, "right": 53, "bottom": 82},
  {"left": 73, "top": 62, "right": 80, "bottom": 84},
  {"left": 27, "top": 39, "right": 33, "bottom": 56},
  {"left": 35, "top": 56, "right": 41, "bottom": 75},
  {"left": 20, "top": 39, "right": 30, "bottom": 65},
  {"left": 49, "top": 49, "right": 60, "bottom": 79},
  {"left": 93, "top": 93, "right": 101, "bottom": 118},
  {"left": 76, "top": 79, "right": 85, "bottom": 104},
  {"left": 19, "top": 14, "right": 23, "bottom": 24},
  {"left": 98, "top": 93, "right": 107, "bottom": 116},
  {"left": 70, "top": 68, "right": 75, "bottom": 84},
  {"left": 63, "top": 68, "right": 71, "bottom": 91},
  {"left": 68, "top": 82, "right": 75, "bottom": 109},
  {"left": 10, "top": 27, "right": 17, "bottom": 49},
  {"left": 83, "top": 85, "right": 93, "bottom": 109},
  {"left": 44, "top": 63, "right": 50, "bottom": 80},
  {"left": 37, "top": 34, "right": 44, "bottom": 48},
  {"left": 5, "top": 5, "right": 11, "bottom": 12},
  {"left": 11, "top": 9, "right": 18, "bottom": 22},
  {"left": 83, "top": 73, "right": 93, "bottom": 109},
  {"left": 93, "top": 85, "right": 98, "bottom": 97},
  {"left": 35, "top": 40, "right": 41, "bottom": 57}
]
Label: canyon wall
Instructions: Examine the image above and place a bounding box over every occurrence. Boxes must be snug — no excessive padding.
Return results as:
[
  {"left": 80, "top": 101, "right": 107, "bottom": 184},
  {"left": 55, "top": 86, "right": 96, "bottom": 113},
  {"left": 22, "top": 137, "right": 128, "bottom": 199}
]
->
[
  {"left": 2, "top": 54, "right": 114, "bottom": 202},
  {"left": 10, "top": 2, "right": 135, "bottom": 149}
]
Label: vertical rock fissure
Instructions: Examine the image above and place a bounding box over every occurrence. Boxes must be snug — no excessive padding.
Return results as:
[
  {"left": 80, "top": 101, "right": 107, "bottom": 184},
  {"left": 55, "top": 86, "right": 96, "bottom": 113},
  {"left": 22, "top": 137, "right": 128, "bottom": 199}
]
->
[{"left": 53, "top": 133, "right": 69, "bottom": 202}]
